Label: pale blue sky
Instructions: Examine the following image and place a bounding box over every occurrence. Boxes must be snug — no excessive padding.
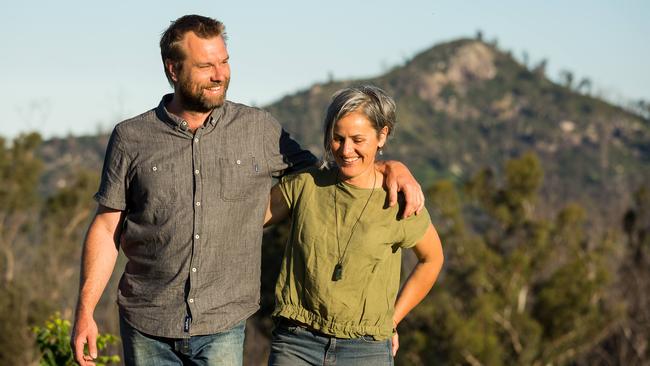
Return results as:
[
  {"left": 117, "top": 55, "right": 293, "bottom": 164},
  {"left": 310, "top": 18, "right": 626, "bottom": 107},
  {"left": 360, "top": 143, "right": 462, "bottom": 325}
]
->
[{"left": 1, "top": 0, "right": 648, "bottom": 139}]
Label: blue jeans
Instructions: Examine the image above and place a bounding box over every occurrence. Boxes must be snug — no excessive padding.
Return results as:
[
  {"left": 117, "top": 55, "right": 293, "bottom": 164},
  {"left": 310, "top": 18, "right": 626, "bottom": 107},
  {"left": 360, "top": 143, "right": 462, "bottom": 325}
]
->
[
  {"left": 119, "top": 315, "right": 245, "bottom": 366},
  {"left": 268, "top": 319, "right": 393, "bottom": 366}
]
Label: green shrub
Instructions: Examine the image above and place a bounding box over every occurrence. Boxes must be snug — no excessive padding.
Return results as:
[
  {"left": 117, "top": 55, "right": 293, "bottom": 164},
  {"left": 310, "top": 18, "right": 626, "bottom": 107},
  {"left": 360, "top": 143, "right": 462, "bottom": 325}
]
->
[{"left": 33, "top": 313, "right": 120, "bottom": 366}]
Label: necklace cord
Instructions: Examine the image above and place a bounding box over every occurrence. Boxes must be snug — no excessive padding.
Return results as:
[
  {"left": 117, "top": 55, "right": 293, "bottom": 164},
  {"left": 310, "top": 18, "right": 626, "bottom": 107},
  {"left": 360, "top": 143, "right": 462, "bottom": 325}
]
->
[{"left": 334, "top": 170, "right": 377, "bottom": 267}]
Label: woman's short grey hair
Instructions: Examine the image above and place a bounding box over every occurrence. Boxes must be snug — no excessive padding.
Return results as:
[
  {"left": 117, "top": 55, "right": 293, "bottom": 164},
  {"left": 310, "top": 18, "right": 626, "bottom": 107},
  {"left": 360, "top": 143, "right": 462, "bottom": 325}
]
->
[{"left": 322, "top": 85, "right": 396, "bottom": 165}]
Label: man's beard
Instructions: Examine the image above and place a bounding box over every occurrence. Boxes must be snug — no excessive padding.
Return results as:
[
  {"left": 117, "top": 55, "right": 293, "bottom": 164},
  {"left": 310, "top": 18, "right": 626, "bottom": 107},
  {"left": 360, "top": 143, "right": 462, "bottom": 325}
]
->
[{"left": 176, "top": 76, "right": 230, "bottom": 113}]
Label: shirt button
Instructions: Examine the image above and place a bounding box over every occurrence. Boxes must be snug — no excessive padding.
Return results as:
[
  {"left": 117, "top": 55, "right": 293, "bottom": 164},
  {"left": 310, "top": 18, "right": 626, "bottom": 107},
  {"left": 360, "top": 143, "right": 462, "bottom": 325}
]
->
[
  {"left": 181, "top": 121, "right": 187, "bottom": 126},
  {"left": 195, "top": 201, "right": 201, "bottom": 206},
  {"left": 195, "top": 234, "right": 200, "bottom": 239},
  {"left": 194, "top": 137, "right": 199, "bottom": 143},
  {"left": 236, "top": 159, "right": 241, "bottom": 165},
  {"left": 192, "top": 268, "right": 197, "bottom": 273},
  {"left": 152, "top": 166, "right": 158, "bottom": 171},
  {"left": 194, "top": 169, "right": 200, "bottom": 175},
  {"left": 188, "top": 298, "right": 194, "bottom": 303}
]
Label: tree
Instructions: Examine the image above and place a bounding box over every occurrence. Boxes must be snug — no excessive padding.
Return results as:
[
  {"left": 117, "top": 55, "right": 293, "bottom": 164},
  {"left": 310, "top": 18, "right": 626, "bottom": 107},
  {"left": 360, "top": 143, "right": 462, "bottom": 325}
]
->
[
  {"left": 630, "top": 99, "right": 650, "bottom": 120},
  {"left": 559, "top": 70, "right": 574, "bottom": 90},
  {"left": 396, "top": 153, "right": 618, "bottom": 365},
  {"left": 0, "top": 133, "right": 43, "bottom": 283},
  {"left": 533, "top": 59, "right": 548, "bottom": 79},
  {"left": 0, "top": 133, "right": 103, "bottom": 364},
  {"left": 587, "top": 186, "right": 650, "bottom": 365},
  {"left": 38, "top": 169, "right": 99, "bottom": 310},
  {"left": 577, "top": 77, "right": 592, "bottom": 95},
  {"left": 0, "top": 133, "right": 45, "bottom": 364},
  {"left": 522, "top": 51, "right": 530, "bottom": 69}
]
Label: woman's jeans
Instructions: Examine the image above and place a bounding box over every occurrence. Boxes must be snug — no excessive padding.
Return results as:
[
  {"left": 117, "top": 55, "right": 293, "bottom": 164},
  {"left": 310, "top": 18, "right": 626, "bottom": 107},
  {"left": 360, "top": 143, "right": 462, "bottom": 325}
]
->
[
  {"left": 119, "top": 315, "right": 246, "bottom": 366},
  {"left": 268, "top": 319, "right": 393, "bottom": 366}
]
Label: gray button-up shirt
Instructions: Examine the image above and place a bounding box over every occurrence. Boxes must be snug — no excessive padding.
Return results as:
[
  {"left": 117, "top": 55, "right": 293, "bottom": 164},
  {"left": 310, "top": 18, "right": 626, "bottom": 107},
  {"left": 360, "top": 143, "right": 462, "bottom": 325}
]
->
[{"left": 95, "top": 94, "right": 316, "bottom": 338}]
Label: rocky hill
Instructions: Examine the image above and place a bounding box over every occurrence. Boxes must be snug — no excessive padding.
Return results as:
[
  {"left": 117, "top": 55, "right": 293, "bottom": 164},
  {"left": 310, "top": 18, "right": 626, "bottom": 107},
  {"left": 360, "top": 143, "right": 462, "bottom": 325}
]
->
[
  {"left": 265, "top": 39, "right": 650, "bottom": 223},
  {"left": 38, "top": 38, "right": 650, "bottom": 225}
]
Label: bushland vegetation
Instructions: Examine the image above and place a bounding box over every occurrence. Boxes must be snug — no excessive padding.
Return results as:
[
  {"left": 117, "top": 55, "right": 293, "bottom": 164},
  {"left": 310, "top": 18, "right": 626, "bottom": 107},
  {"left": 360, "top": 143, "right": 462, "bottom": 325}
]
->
[{"left": 1, "top": 134, "right": 648, "bottom": 365}]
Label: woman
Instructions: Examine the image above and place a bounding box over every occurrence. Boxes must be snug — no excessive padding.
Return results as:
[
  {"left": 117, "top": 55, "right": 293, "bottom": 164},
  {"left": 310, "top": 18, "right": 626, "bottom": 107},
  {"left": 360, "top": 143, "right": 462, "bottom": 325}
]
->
[{"left": 264, "top": 85, "right": 443, "bottom": 365}]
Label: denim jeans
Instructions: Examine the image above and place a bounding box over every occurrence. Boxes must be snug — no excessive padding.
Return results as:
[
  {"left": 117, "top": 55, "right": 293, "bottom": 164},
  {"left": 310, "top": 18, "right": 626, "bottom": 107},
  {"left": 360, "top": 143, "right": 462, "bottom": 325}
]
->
[
  {"left": 119, "top": 315, "right": 245, "bottom": 366},
  {"left": 268, "top": 319, "right": 393, "bottom": 366}
]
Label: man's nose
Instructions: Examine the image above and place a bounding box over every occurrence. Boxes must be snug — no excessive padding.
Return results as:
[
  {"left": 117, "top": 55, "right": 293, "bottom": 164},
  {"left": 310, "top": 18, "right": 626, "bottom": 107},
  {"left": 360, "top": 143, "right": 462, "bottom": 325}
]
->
[{"left": 211, "top": 66, "right": 226, "bottom": 82}]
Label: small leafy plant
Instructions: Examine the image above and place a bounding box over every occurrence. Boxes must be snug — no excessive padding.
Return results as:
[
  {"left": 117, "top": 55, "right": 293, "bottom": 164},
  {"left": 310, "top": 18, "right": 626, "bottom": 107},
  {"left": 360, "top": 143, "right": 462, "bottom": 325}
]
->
[{"left": 33, "top": 313, "right": 120, "bottom": 366}]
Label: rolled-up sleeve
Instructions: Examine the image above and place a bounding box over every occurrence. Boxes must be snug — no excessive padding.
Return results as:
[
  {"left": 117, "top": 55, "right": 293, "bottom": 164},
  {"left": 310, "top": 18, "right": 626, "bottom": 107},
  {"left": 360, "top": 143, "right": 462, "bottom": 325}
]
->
[{"left": 94, "top": 127, "right": 130, "bottom": 210}]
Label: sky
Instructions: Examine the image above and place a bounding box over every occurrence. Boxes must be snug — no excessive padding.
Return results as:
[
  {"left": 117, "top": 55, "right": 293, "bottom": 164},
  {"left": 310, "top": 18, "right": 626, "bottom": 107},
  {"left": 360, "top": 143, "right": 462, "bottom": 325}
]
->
[{"left": 1, "top": 0, "right": 648, "bottom": 139}]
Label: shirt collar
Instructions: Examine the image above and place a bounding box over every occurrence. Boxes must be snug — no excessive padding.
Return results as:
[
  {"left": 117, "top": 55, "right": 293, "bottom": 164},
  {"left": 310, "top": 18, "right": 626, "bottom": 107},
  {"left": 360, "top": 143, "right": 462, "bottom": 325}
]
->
[{"left": 155, "top": 93, "right": 225, "bottom": 132}]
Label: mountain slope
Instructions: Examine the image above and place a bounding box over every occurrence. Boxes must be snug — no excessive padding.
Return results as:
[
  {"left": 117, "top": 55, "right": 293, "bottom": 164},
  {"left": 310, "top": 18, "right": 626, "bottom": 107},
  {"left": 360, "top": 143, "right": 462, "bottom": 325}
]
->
[
  {"left": 38, "top": 38, "right": 650, "bottom": 223},
  {"left": 265, "top": 39, "right": 650, "bottom": 221}
]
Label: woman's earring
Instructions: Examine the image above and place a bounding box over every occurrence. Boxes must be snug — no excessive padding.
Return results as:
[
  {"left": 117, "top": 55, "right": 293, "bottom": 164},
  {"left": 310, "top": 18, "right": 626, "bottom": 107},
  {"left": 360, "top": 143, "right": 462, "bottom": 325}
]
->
[{"left": 378, "top": 147, "right": 384, "bottom": 156}]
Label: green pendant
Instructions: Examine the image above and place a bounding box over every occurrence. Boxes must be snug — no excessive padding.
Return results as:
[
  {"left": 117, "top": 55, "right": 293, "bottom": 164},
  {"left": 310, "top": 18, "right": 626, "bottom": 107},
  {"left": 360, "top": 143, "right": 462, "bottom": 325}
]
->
[{"left": 332, "top": 263, "right": 343, "bottom": 281}]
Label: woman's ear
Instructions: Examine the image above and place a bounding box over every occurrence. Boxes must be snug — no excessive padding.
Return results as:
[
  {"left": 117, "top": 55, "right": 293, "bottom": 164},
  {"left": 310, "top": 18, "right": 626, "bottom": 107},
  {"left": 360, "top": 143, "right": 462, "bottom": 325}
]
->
[{"left": 378, "top": 126, "right": 389, "bottom": 148}]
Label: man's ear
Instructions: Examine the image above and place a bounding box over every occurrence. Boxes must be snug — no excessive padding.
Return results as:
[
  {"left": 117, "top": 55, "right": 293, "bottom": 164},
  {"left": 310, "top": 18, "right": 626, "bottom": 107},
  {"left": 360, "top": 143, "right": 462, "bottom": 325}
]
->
[{"left": 165, "top": 59, "right": 179, "bottom": 83}]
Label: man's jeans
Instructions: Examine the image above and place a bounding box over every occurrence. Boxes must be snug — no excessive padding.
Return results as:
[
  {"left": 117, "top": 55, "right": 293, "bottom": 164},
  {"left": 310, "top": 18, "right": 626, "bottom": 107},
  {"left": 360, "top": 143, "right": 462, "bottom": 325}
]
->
[
  {"left": 119, "top": 316, "right": 245, "bottom": 366},
  {"left": 268, "top": 319, "right": 393, "bottom": 366}
]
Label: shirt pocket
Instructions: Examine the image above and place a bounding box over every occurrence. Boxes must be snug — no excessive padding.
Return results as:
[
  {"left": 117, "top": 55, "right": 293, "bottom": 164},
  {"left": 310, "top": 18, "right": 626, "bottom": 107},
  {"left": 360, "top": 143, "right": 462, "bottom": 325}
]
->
[
  {"left": 219, "top": 156, "right": 260, "bottom": 201},
  {"left": 132, "top": 163, "right": 179, "bottom": 209}
]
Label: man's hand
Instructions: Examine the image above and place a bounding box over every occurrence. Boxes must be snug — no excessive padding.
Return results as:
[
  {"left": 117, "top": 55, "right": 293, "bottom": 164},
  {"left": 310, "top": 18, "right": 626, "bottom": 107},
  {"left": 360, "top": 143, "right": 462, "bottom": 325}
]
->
[
  {"left": 71, "top": 311, "right": 98, "bottom": 366},
  {"left": 392, "top": 330, "right": 399, "bottom": 357},
  {"left": 377, "top": 160, "right": 424, "bottom": 218},
  {"left": 70, "top": 205, "right": 122, "bottom": 365}
]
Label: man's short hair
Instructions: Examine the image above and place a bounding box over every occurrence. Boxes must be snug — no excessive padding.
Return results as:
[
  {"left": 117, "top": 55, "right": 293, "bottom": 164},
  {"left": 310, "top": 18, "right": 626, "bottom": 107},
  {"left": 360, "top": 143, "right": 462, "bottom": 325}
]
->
[{"left": 160, "top": 15, "right": 227, "bottom": 86}]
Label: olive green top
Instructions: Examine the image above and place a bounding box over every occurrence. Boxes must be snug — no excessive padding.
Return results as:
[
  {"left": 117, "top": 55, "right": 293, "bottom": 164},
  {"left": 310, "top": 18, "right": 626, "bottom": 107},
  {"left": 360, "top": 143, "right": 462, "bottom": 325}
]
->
[{"left": 274, "top": 167, "right": 431, "bottom": 340}]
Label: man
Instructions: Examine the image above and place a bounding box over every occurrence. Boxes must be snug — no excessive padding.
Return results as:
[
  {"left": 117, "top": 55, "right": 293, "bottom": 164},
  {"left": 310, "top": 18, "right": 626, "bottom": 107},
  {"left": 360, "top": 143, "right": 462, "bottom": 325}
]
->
[{"left": 71, "top": 15, "right": 424, "bottom": 366}]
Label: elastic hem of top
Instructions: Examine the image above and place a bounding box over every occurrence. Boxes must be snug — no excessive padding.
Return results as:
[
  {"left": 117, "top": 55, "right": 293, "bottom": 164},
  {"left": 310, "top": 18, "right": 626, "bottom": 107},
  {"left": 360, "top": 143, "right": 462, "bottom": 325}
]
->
[{"left": 273, "top": 304, "right": 391, "bottom": 340}]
